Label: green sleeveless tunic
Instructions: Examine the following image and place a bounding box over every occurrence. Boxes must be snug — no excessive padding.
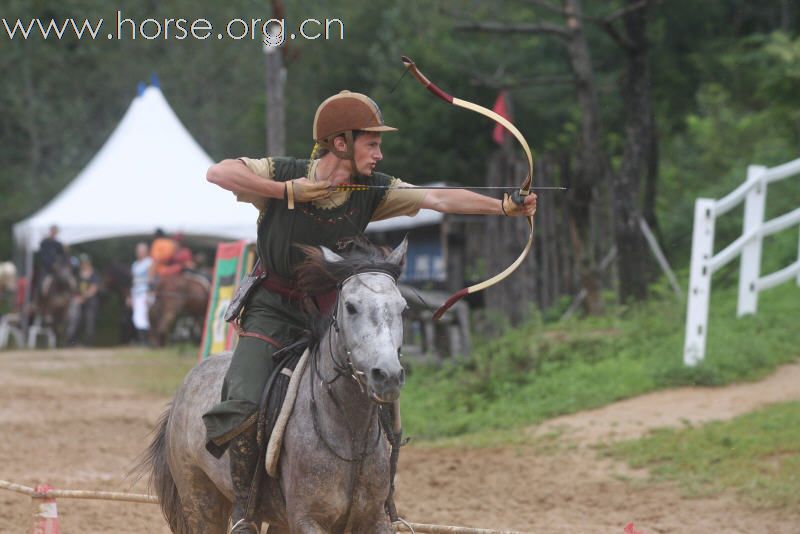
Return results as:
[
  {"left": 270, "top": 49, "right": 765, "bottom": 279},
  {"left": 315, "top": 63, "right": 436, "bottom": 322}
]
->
[
  {"left": 203, "top": 157, "right": 397, "bottom": 454},
  {"left": 257, "top": 157, "right": 392, "bottom": 277}
]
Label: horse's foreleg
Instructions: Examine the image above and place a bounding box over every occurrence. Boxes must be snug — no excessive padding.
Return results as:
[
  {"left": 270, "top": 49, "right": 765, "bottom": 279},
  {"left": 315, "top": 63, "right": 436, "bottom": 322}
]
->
[
  {"left": 179, "top": 467, "right": 230, "bottom": 534},
  {"left": 287, "top": 519, "right": 327, "bottom": 534},
  {"left": 349, "top": 504, "right": 394, "bottom": 534}
]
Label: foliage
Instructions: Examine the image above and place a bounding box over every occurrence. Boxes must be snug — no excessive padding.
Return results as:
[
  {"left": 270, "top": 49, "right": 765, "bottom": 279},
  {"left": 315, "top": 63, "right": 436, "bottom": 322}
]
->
[
  {"left": 607, "top": 401, "right": 800, "bottom": 508},
  {"left": 401, "top": 282, "right": 800, "bottom": 439},
  {"left": 657, "top": 30, "right": 800, "bottom": 266},
  {"left": 2, "top": 1, "right": 797, "bottom": 262},
  {"left": 1, "top": 3, "right": 799, "bottom": 436}
]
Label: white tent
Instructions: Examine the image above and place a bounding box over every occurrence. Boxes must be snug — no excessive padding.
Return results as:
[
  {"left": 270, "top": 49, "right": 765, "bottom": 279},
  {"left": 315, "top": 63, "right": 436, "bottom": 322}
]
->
[{"left": 13, "top": 84, "right": 257, "bottom": 252}]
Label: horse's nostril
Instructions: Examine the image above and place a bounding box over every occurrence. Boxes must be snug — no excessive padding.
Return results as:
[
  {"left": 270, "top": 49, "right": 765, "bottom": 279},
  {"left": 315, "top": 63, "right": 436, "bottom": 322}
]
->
[
  {"left": 370, "top": 367, "right": 389, "bottom": 384},
  {"left": 399, "top": 368, "right": 406, "bottom": 385}
]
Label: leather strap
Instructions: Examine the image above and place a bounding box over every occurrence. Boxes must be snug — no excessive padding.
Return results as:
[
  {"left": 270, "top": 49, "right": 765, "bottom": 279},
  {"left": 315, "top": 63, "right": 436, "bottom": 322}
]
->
[
  {"left": 238, "top": 330, "right": 282, "bottom": 349},
  {"left": 285, "top": 180, "right": 295, "bottom": 210},
  {"left": 260, "top": 272, "right": 305, "bottom": 300},
  {"left": 258, "top": 268, "right": 337, "bottom": 311}
]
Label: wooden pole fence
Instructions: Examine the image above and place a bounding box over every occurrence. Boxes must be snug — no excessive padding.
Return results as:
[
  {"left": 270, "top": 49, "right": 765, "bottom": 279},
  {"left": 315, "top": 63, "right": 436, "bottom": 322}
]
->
[{"left": 1, "top": 479, "right": 532, "bottom": 533}]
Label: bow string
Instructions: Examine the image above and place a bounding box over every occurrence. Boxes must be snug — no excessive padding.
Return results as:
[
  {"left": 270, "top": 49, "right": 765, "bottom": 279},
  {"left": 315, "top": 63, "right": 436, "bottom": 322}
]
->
[{"left": 400, "top": 56, "right": 536, "bottom": 320}]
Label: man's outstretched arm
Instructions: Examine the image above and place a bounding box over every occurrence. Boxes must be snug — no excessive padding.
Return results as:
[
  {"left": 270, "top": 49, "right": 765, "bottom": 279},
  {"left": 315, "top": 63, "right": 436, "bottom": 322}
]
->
[{"left": 419, "top": 188, "right": 537, "bottom": 217}]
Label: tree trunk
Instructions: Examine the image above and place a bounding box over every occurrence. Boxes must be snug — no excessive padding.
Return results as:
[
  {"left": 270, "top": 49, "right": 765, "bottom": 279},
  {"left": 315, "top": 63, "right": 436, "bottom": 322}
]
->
[
  {"left": 613, "top": 0, "right": 654, "bottom": 303},
  {"left": 560, "top": 0, "right": 611, "bottom": 314},
  {"left": 483, "top": 141, "right": 536, "bottom": 326},
  {"left": 537, "top": 155, "right": 558, "bottom": 310},
  {"left": 642, "top": 116, "right": 660, "bottom": 240},
  {"left": 264, "top": 1, "right": 287, "bottom": 155}
]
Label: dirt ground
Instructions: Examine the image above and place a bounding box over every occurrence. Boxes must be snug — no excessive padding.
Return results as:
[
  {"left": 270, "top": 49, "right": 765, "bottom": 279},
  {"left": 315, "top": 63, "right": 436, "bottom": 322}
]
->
[{"left": 1, "top": 349, "right": 799, "bottom": 534}]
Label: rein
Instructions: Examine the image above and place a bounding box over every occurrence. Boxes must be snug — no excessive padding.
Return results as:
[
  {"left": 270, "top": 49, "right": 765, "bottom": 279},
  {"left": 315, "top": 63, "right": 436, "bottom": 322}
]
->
[
  {"left": 308, "top": 272, "right": 399, "bottom": 463},
  {"left": 306, "top": 268, "right": 406, "bottom": 528}
]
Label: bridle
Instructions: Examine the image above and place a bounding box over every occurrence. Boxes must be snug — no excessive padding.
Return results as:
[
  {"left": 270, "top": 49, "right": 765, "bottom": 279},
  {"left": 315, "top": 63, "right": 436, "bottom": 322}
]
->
[
  {"left": 325, "top": 270, "right": 401, "bottom": 396},
  {"left": 309, "top": 270, "right": 401, "bottom": 463}
]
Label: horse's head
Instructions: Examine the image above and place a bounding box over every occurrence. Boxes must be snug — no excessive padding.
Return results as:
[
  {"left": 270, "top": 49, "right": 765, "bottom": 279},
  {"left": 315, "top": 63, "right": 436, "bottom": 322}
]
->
[
  {"left": 102, "top": 262, "right": 132, "bottom": 294},
  {"left": 51, "top": 259, "right": 76, "bottom": 291},
  {"left": 298, "top": 239, "right": 409, "bottom": 403}
]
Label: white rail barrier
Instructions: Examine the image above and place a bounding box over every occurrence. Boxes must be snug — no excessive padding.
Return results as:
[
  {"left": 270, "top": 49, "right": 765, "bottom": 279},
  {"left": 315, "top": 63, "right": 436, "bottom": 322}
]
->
[
  {"left": 0, "top": 479, "right": 531, "bottom": 534},
  {"left": 683, "top": 158, "right": 800, "bottom": 366}
]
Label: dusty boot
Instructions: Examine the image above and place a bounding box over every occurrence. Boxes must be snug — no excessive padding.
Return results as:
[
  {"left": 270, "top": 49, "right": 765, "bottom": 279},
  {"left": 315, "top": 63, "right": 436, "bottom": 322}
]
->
[{"left": 229, "top": 424, "right": 260, "bottom": 534}]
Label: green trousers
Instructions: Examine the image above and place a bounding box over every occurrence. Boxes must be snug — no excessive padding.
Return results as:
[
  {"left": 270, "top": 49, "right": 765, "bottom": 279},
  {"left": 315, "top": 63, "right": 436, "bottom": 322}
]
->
[{"left": 203, "top": 287, "right": 307, "bottom": 457}]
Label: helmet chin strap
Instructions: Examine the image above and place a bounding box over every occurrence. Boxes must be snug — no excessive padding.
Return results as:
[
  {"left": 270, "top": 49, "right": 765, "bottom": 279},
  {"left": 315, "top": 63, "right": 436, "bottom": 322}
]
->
[{"left": 321, "top": 131, "right": 359, "bottom": 178}]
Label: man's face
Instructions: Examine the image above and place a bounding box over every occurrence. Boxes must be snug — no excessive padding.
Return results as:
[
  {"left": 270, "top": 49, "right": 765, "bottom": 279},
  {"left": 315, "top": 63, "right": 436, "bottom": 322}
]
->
[{"left": 352, "top": 132, "right": 383, "bottom": 176}]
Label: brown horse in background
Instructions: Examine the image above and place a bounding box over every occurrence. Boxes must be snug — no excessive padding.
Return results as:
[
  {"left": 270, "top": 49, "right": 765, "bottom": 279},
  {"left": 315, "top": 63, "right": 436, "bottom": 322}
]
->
[
  {"left": 35, "top": 259, "right": 77, "bottom": 344},
  {"left": 149, "top": 272, "right": 209, "bottom": 346}
]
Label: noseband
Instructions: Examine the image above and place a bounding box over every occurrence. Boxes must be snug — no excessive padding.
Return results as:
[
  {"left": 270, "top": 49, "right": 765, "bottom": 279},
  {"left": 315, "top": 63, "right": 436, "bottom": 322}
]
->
[{"left": 326, "top": 270, "right": 400, "bottom": 397}]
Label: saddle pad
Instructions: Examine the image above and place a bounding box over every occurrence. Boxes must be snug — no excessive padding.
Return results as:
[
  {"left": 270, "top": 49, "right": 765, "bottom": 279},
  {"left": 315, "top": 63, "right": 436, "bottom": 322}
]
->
[{"left": 265, "top": 347, "right": 310, "bottom": 477}]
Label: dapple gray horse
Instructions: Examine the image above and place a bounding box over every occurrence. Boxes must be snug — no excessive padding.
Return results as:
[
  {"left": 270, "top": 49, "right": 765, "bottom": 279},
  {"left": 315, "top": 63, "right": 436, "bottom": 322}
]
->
[{"left": 140, "top": 240, "right": 408, "bottom": 533}]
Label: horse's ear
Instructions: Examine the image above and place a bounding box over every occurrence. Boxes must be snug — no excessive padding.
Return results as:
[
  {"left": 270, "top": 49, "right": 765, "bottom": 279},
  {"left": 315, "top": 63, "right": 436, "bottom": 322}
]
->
[
  {"left": 386, "top": 237, "right": 408, "bottom": 267},
  {"left": 320, "top": 246, "right": 344, "bottom": 263}
]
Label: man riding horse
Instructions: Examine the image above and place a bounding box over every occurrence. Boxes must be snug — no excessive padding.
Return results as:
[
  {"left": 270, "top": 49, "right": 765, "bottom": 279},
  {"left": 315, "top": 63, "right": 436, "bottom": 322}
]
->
[
  {"left": 37, "top": 224, "right": 68, "bottom": 297},
  {"left": 204, "top": 90, "right": 537, "bottom": 532}
]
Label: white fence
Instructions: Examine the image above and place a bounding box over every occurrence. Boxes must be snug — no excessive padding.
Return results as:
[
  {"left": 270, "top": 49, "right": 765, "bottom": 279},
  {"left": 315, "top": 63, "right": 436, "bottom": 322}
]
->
[{"left": 683, "top": 157, "right": 800, "bottom": 366}]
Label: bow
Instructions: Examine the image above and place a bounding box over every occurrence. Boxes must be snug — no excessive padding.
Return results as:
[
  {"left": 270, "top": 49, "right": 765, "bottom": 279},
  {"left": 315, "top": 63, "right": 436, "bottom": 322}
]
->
[{"left": 400, "top": 56, "right": 536, "bottom": 320}]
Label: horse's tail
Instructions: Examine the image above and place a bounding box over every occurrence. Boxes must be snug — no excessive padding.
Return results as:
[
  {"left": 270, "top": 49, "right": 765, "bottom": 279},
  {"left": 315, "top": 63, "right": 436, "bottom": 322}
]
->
[{"left": 132, "top": 405, "right": 190, "bottom": 534}]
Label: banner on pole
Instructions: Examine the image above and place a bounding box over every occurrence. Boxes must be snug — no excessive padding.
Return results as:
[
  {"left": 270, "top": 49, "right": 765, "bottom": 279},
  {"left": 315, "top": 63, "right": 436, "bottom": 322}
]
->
[{"left": 199, "top": 241, "right": 255, "bottom": 360}]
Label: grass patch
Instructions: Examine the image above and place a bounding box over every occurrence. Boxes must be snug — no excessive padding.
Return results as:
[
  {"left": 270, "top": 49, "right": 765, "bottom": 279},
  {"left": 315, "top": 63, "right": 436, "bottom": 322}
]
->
[
  {"left": 402, "top": 282, "right": 800, "bottom": 440},
  {"left": 606, "top": 401, "right": 800, "bottom": 508},
  {"left": 28, "top": 347, "right": 198, "bottom": 396}
]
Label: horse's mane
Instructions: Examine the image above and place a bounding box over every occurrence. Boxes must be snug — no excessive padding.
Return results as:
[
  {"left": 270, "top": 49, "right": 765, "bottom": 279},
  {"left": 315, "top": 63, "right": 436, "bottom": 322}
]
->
[
  {"left": 292, "top": 238, "right": 404, "bottom": 350},
  {"left": 294, "top": 238, "right": 402, "bottom": 296}
]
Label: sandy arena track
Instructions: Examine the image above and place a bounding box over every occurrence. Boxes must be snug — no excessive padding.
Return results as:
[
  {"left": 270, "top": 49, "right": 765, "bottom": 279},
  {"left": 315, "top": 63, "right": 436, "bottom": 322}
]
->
[{"left": 1, "top": 348, "right": 799, "bottom": 533}]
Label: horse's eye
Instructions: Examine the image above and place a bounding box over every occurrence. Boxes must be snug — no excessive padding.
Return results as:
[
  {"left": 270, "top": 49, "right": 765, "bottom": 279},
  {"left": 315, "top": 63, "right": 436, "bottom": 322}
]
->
[{"left": 345, "top": 302, "right": 357, "bottom": 314}]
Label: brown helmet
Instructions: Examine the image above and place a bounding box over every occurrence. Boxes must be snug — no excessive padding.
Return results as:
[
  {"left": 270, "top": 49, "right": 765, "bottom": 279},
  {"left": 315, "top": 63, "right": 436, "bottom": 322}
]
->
[{"left": 312, "top": 90, "right": 397, "bottom": 161}]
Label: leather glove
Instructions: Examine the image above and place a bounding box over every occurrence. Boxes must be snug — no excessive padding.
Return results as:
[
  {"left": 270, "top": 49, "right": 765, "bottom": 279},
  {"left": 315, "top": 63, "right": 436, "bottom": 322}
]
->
[
  {"left": 501, "top": 191, "right": 537, "bottom": 217},
  {"left": 285, "top": 178, "right": 332, "bottom": 209}
]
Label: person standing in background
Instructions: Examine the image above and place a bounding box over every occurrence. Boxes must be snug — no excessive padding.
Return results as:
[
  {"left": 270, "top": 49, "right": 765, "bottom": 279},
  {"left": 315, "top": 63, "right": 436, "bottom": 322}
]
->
[
  {"left": 129, "top": 242, "right": 152, "bottom": 345},
  {"left": 66, "top": 253, "right": 99, "bottom": 346},
  {"left": 149, "top": 228, "right": 177, "bottom": 279}
]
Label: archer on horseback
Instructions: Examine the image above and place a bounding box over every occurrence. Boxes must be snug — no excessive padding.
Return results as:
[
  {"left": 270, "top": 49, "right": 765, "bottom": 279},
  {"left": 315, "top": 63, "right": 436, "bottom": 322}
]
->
[{"left": 204, "top": 89, "right": 536, "bottom": 533}]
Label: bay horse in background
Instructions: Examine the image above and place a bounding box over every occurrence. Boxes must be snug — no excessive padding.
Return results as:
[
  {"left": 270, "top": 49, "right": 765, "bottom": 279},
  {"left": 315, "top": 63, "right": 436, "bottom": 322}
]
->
[
  {"left": 149, "top": 271, "right": 210, "bottom": 346},
  {"left": 138, "top": 239, "right": 408, "bottom": 533},
  {"left": 35, "top": 259, "right": 77, "bottom": 344},
  {"left": 101, "top": 261, "right": 135, "bottom": 344}
]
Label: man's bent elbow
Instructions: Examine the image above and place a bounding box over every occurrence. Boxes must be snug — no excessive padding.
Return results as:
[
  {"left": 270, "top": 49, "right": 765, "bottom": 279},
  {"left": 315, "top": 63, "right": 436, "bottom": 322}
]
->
[
  {"left": 206, "top": 159, "right": 236, "bottom": 185},
  {"left": 206, "top": 163, "right": 222, "bottom": 184}
]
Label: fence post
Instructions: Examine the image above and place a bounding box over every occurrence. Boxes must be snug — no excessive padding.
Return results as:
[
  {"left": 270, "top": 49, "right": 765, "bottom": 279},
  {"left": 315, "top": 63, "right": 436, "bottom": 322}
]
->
[
  {"left": 737, "top": 165, "right": 767, "bottom": 316},
  {"left": 31, "top": 484, "right": 60, "bottom": 534},
  {"left": 684, "top": 199, "right": 716, "bottom": 366},
  {"left": 797, "top": 225, "right": 800, "bottom": 286}
]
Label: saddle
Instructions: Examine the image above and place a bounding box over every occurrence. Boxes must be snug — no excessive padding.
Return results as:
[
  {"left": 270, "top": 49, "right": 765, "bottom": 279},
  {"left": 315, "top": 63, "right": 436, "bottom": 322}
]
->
[{"left": 256, "top": 339, "right": 309, "bottom": 470}]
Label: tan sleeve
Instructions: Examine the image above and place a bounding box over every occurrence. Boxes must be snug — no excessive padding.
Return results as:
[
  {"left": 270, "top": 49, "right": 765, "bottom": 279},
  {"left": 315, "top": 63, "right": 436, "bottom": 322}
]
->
[
  {"left": 371, "top": 178, "right": 428, "bottom": 221},
  {"left": 233, "top": 157, "right": 275, "bottom": 210}
]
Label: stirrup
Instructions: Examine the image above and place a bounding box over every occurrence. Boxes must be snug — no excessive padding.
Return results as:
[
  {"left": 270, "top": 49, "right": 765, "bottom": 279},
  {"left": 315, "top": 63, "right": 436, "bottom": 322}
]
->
[{"left": 230, "top": 518, "right": 260, "bottom": 533}]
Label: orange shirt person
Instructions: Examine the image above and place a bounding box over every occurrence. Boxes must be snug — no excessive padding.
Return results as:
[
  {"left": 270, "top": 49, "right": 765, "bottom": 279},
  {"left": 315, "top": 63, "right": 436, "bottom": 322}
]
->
[{"left": 150, "top": 229, "right": 177, "bottom": 278}]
